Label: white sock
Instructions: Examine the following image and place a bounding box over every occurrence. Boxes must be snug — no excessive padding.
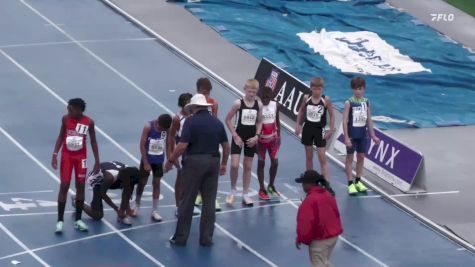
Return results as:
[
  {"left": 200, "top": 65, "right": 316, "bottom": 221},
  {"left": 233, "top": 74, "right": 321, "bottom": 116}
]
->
[{"left": 152, "top": 198, "right": 159, "bottom": 211}]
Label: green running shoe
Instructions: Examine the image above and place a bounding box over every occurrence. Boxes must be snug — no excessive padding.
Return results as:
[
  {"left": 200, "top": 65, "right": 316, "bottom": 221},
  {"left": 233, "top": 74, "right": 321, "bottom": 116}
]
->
[
  {"left": 355, "top": 181, "right": 368, "bottom": 193},
  {"left": 55, "top": 221, "right": 64, "bottom": 234},
  {"left": 195, "top": 193, "right": 203, "bottom": 206},
  {"left": 267, "top": 185, "right": 281, "bottom": 198},
  {"left": 215, "top": 200, "right": 221, "bottom": 211},
  {"left": 74, "top": 220, "right": 88, "bottom": 231},
  {"left": 348, "top": 183, "right": 358, "bottom": 195}
]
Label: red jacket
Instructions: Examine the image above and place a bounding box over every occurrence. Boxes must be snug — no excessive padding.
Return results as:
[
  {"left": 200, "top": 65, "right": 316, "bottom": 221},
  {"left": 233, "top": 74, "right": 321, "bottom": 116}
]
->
[{"left": 296, "top": 187, "right": 343, "bottom": 245}]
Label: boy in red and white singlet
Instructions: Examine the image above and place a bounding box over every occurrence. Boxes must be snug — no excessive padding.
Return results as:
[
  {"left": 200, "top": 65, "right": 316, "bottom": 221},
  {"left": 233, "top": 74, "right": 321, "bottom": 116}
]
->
[
  {"left": 256, "top": 87, "right": 281, "bottom": 200},
  {"left": 51, "top": 98, "right": 100, "bottom": 233}
]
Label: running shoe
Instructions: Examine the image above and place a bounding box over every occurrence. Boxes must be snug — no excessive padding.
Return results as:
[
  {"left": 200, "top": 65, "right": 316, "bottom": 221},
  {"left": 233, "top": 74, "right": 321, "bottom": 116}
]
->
[
  {"left": 195, "top": 193, "right": 203, "bottom": 206},
  {"left": 355, "top": 181, "right": 368, "bottom": 193},
  {"left": 117, "top": 216, "right": 132, "bottom": 226},
  {"left": 215, "top": 200, "right": 222, "bottom": 211},
  {"left": 258, "top": 189, "right": 270, "bottom": 200},
  {"left": 267, "top": 185, "right": 281, "bottom": 198},
  {"left": 55, "top": 221, "right": 64, "bottom": 234},
  {"left": 225, "top": 191, "right": 235, "bottom": 206},
  {"left": 242, "top": 194, "right": 254, "bottom": 207},
  {"left": 151, "top": 210, "right": 163, "bottom": 222},
  {"left": 74, "top": 220, "right": 88, "bottom": 231},
  {"left": 348, "top": 183, "right": 358, "bottom": 195},
  {"left": 130, "top": 205, "right": 140, "bottom": 217}
]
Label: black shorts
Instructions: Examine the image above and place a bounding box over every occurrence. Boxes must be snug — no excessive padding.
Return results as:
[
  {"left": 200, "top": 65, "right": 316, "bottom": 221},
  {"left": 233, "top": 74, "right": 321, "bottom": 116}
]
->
[
  {"left": 231, "top": 136, "right": 256, "bottom": 157},
  {"left": 139, "top": 161, "right": 163, "bottom": 178},
  {"left": 301, "top": 123, "right": 326, "bottom": 148},
  {"left": 109, "top": 167, "right": 140, "bottom": 190}
]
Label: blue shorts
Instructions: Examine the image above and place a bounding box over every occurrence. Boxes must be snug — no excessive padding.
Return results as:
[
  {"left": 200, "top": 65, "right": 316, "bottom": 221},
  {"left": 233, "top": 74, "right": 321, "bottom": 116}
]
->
[{"left": 346, "top": 138, "right": 368, "bottom": 154}]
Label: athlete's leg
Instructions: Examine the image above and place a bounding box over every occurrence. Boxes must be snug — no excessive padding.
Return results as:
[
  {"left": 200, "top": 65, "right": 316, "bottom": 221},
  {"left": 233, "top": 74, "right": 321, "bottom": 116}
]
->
[
  {"left": 82, "top": 186, "right": 104, "bottom": 220},
  {"left": 134, "top": 161, "right": 150, "bottom": 212},
  {"left": 256, "top": 142, "right": 266, "bottom": 191},
  {"left": 317, "top": 148, "right": 330, "bottom": 182},
  {"left": 305, "top": 146, "right": 314, "bottom": 170},
  {"left": 58, "top": 154, "right": 73, "bottom": 222},
  {"left": 74, "top": 157, "right": 87, "bottom": 221}
]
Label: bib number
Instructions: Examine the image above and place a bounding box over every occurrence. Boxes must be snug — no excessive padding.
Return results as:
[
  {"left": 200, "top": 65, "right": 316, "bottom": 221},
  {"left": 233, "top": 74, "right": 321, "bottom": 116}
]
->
[
  {"left": 241, "top": 109, "right": 257, "bottom": 126},
  {"left": 65, "top": 135, "right": 83, "bottom": 151},
  {"left": 352, "top": 104, "right": 368, "bottom": 127},
  {"left": 75, "top": 123, "right": 89, "bottom": 135},
  {"left": 306, "top": 105, "right": 324, "bottom": 123},
  {"left": 148, "top": 138, "right": 164, "bottom": 156}
]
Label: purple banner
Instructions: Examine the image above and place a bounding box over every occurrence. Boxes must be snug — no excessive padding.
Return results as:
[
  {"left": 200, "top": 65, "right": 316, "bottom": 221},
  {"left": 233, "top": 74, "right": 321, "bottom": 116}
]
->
[{"left": 336, "top": 128, "right": 423, "bottom": 186}]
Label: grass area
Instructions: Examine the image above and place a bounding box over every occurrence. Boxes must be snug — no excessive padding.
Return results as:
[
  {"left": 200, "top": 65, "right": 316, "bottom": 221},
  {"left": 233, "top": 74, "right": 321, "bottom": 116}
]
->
[{"left": 446, "top": 0, "right": 475, "bottom": 17}]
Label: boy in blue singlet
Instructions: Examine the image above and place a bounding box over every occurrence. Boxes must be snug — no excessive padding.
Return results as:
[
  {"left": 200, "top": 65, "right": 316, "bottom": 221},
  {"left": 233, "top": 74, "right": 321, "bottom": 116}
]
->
[{"left": 342, "top": 77, "right": 380, "bottom": 195}]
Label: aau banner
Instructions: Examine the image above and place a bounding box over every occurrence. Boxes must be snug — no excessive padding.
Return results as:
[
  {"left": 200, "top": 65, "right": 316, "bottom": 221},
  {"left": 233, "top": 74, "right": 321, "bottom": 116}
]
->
[{"left": 254, "top": 58, "right": 310, "bottom": 121}]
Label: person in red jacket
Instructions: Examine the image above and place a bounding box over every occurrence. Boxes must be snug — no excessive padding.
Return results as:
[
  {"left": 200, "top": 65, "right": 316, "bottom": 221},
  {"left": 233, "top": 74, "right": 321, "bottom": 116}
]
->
[{"left": 295, "top": 170, "right": 343, "bottom": 267}]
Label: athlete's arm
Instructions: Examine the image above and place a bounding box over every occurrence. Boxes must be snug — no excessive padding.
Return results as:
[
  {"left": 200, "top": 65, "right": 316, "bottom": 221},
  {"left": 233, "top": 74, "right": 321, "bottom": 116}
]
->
[
  {"left": 225, "top": 100, "right": 240, "bottom": 136},
  {"left": 89, "top": 119, "right": 100, "bottom": 172},
  {"left": 51, "top": 115, "right": 66, "bottom": 170},
  {"left": 165, "top": 129, "right": 171, "bottom": 163},
  {"left": 325, "top": 96, "right": 335, "bottom": 140},
  {"left": 139, "top": 123, "right": 151, "bottom": 170},
  {"left": 167, "top": 115, "right": 180, "bottom": 163},
  {"left": 100, "top": 173, "right": 118, "bottom": 212},
  {"left": 276, "top": 105, "right": 281, "bottom": 138},
  {"left": 367, "top": 103, "right": 380, "bottom": 145},
  {"left": 342, "top": 101, "right": 352, "bottom": 147},
  {"left": 295, "top": 95, "right": 308, "bottom": 135},
  {"left": 247, "top": 101, "right": 263, "bottom": 147},
  {"left": 212, "top": 100, "right": 219, "bottom": 117},
  {"left": 164, "top": 142, "right": 188, "bottom": 173},
  {"left": 255, "top": 101, "right": 263, "bottom": 137}
]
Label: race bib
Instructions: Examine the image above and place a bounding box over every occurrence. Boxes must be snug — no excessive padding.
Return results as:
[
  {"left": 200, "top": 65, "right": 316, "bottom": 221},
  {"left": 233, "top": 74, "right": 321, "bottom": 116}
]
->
[
  {"left": 352, "top": 105, "right": 368, "bottom": 127},
  {"left": 65, "top": 135, "right": 83, "bottom": 151},
  {"left": 241, "top": 109, "right": 257, "bottom": 126},
  {"left": 75, "top": 123, "right": 89, "bottom": 135},
  {"left": 87, "top": 169, "right": 103, "bottom": 188},
  {"left": 148, "top": 138, "right": 164, "bottom": 156},
  {"left": 262, "top": 108, "right": 275, "bottom": 124},
  {"left": 306, "top": 105, "right": 324, "bottom": 122}
]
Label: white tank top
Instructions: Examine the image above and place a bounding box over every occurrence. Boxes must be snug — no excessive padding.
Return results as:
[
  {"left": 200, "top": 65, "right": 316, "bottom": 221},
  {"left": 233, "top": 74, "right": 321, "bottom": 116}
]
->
[
  {"left": 177, "top": 114, "right": 187, "bottom": 138},
  {"left": 261, "top": 101, "right": 278, "bottom": 137}
]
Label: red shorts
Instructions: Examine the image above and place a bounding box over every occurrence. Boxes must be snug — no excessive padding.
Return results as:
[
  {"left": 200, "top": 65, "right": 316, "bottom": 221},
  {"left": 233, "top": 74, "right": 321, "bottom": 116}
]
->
[
  {"left": 60, "top": 152, "right": 87, "bottom": 184},
  {"left": 257, "top": 138, "right": 280, "bottom": 161}
]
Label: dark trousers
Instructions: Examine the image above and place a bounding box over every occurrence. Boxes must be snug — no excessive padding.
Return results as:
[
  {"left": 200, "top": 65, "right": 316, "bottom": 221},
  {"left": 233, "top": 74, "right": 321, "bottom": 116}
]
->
[{"left": 173, "top": 155, "right": 220, "bottom": 244}]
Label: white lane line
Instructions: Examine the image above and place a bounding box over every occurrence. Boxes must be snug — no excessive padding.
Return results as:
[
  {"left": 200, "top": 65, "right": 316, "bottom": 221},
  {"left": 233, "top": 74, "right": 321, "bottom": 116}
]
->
[
  {"left": 19, "top": 0, "right": 173, "bottom": 114},
  {"left": 0, "top": 125, "right": 165, "bottom": 267},
  {"left": 0, "top": 37, "right": 156, "bottom": 49},
  {"left": 0, "top": 44, "right": 278, "bottom": 266},
  {"left": 391, "top": 191, "right": 460, "bottom": 198},
  {"left": 0, "top": 202, "right": 290, "bottom": 261},
  {"left": 0, "top": 222, "right": 50, "bottom": 267},
  {"left": 0, "top": 190, "right": 53, "bottom": 195}
]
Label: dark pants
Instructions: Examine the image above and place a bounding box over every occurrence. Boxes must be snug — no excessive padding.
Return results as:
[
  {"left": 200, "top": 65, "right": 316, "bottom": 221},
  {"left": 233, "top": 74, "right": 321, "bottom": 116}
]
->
[{"left": 173, "top": 155, "right": 220, "bottom": 244}]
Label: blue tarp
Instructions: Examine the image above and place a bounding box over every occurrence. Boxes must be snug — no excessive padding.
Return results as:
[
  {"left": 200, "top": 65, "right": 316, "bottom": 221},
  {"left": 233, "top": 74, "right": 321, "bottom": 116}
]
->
[{"left": 181, "top": 0, "right": 475, "bottom": 129}]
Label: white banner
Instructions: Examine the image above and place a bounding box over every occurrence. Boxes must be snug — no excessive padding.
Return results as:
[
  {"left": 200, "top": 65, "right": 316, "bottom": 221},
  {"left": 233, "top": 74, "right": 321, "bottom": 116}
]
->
[{"left": 297, "top": 29, "right": 431, "bottom": 76}]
